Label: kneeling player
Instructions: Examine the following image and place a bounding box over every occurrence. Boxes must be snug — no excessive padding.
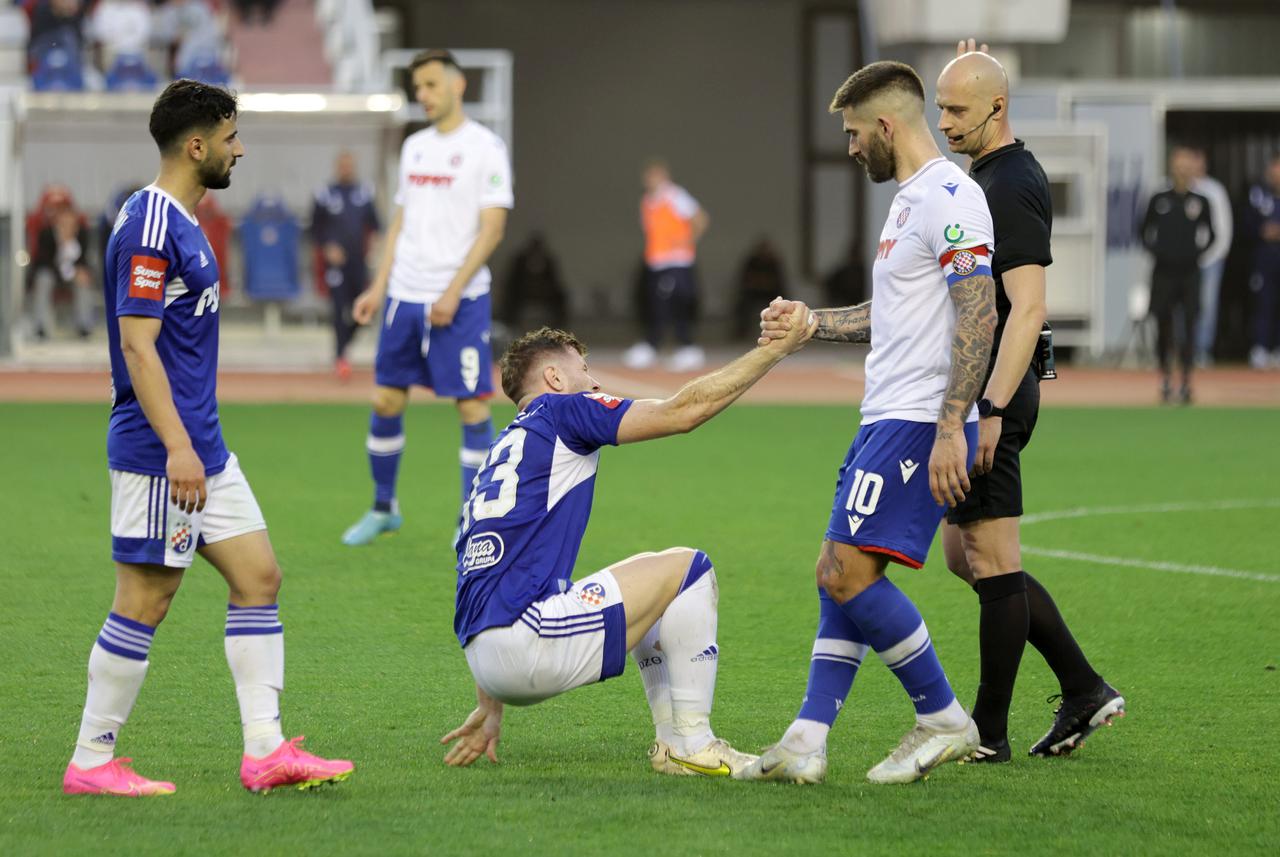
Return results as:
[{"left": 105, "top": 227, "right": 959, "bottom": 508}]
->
[{"left": 441, "top": 318, "right": 812, "bottom": 774}]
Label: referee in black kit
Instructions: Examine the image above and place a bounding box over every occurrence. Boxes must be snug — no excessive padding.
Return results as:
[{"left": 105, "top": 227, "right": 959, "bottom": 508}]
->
[{"left": 932, "top": 42, "right": 1125, "bottom": 762}]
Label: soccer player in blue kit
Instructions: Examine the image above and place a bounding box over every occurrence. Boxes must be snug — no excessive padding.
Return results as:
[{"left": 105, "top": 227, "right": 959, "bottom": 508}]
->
[
  {"left": 440, "top": 314, "right": 813, "bottom": 775},
  {"left": 63, "top": 80, "right": 352, "bottom": 796},
  {"left": 738, "top": 61, "right": 997, "bottom": 785}
]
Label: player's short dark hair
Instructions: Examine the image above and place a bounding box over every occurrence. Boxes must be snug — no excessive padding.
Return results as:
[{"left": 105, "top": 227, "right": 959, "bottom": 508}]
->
[
  {"left": 500, "top": 327, "right": 587, "bottom": 403},
  {"left": 829, "top": 61, "right": 925, "bottom": 114},
  {"left": 409, "top": 49, "right": 462, "bottom": 76},
  {"left": 149, "top": 79, "right": 238, "bottom": 154}
]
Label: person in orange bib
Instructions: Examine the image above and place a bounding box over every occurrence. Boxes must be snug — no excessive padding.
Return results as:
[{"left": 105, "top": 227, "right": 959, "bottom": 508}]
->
[{"left": 625, "top": 160, "right": 709, "bottom": 371}]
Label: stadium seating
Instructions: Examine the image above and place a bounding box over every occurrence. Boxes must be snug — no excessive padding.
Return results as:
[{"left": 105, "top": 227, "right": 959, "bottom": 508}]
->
[
  {"left": 30, "top": 40, "right": 84, "bottom": 91},
  {"left": 105, "top": 52, "right": 159, "bottom": 92},
  {"left": 239, "top": 195, "right": 301, "bottom": 301},
  {"left": 176, "top": 52, "right": 231, "bottom": 86},
  {"left": 195, "top": 193, "right": 233, "bottom": 297}
]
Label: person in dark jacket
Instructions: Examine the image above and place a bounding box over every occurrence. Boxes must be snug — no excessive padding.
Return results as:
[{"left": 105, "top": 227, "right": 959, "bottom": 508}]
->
[{"left": 1140, "top": 146, "right": 1215, "bottom": 403}]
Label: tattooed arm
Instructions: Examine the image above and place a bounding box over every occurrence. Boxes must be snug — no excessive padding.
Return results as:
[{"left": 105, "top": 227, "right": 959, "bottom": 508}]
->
[
  {"left": 929, "top": 274, "right": 997, "bottom": 506},
  {"left": 758, "top": 300, "right": 871, "bottom": 344},
  {"left": 811, "top": 301, "right": 872, "bottom": 343}
]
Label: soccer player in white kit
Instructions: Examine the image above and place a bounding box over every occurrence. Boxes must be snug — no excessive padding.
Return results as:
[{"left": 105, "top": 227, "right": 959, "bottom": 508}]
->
[
  {"left": 343, "top": 49, "right": 513, "bottom": 546},
  {"left": 64, "top": 81, "right": 352, "bottom": 796},
  {"left": 740, "top": 61, "right": 998, "bottom": 785}
]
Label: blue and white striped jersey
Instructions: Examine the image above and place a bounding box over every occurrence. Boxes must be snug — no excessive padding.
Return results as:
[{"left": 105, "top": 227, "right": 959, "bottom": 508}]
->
[
  {"left": 453, "top": 391, "right": 633, "bottom": 646},
  {"left": 104, "top": 185, "right": 228, "bottom": 477}
]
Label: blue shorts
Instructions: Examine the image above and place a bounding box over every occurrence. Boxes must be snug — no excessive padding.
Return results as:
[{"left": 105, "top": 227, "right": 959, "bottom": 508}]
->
[
  {"left": 825, "top": 419, "right": 979, "bottom": 568},
  {"left": 374, "top": 294, "right": 494, "bottom": 398}
]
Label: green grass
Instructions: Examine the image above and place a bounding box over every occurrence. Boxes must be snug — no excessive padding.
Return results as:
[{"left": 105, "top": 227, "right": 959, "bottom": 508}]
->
[{"left": 1, "top": 402, "right": 1277, "bottom": 855}]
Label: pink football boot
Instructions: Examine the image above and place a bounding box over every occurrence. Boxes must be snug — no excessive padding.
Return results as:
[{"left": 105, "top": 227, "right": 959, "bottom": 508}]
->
[
  {"left": 63, "top": 758, "right": 176, "bottom": 796},
  {"left": 240, "top": 736, "right": 354, "bottom": 793}
]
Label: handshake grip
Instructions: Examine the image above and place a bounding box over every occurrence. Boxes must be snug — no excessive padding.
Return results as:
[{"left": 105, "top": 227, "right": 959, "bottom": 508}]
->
[{"left": 758, "top": 297, "right": 816, "bottom": 350}]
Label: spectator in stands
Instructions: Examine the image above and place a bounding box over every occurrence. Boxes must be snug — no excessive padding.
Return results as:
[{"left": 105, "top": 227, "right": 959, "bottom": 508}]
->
[
  {"left": 499, "top": 232, "right": 569, "bottom": 332},
  {"left": 1245, "top": 153, "right": 1280, "bottom": 370},
  {"left": 28, "top": 0, "right": 86, "bottom": 65},
  {"left": 154, "top": 0, "right": 222, "bottom": 78},
  {"left": 88, "top": 0, "right": 151, "bottom": 72},
  {"left": 29, "top": 190, "right": 93, "bottom": 339},
  {"left": 311, "top": 150, "right": 380, "bottom": 380},
  {"left": 1190, "top": 147, "right": 1233, "bottom": 366},
  {"left": 732, "top": 236, "right": 785, "bottom": 340},
  {"left": 1140, "top": 145, "right": 1215, "bottom": 403}
]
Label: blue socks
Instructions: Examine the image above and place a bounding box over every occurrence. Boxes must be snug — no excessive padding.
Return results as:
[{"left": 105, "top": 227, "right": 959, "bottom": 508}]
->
[
  {"left": 797, "top": 589, "right": 868, "bottom": 727},
  {"left": 837, "top": 576, "right": 959, "bottom": 721},
  {"left": 460, "top": 418, "right": 493, "bottom": 501},
  {"left": 367, "top": 413, "right": 404, "bottom": 513}
]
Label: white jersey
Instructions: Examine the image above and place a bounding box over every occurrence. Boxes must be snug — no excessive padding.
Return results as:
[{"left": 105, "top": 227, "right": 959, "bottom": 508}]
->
[
  {"left": 388, "top": 119, "right": 514, "bottom": 304},
  {"left": 861, "top": 157, "right": 994, "bottom": 425}
]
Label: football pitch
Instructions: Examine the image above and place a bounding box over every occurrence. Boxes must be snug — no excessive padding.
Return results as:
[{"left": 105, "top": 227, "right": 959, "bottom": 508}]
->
[{"left": 1, "top": 401, "right": 1276, "bottom": 855}]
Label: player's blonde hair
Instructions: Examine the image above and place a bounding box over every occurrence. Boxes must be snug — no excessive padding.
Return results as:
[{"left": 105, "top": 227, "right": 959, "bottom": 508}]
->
[{"left": 500, "top": 327, "right": 588, "bottom": 403}]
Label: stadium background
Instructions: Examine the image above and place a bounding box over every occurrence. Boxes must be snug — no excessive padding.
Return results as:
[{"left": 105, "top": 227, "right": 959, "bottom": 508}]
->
[{"left": 1, "top": 1, "right": 1277, "bottom": 854}]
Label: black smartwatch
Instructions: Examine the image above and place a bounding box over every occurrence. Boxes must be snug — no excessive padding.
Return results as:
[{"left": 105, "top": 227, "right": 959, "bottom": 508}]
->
[{"left": 977, "top": 398, "right": 1006, "bottom": 418}]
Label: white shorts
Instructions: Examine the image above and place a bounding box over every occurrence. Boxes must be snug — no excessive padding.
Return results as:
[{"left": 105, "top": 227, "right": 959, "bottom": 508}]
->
[
  {"left": 110, "top": 453, "right": 266, "bottom": 569},
  {"left": 464, "top": 569, "right": 628, "bottom": 706}
]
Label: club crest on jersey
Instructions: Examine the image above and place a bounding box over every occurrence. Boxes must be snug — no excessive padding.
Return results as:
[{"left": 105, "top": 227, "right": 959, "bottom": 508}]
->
[
  {"left": 128, "top": 255, "right": 167, "bottom": 300},
  {"left": 461, "top": 532, "right": 505, "bottom": 572},
  {"left": 170, "top": 523, "right": 193, "bottom": 554},
  {"left": 896, "top": 207, "right": 910, "bottom": 228},
  {"left": 575, "top": 581, "right": 607, "bottom": 608},
  {"left": 951, "top": 250, "right": 978, "bottom": 276},
  {"left": 585, "top": 392, "right": 622, "bottom": 409}
]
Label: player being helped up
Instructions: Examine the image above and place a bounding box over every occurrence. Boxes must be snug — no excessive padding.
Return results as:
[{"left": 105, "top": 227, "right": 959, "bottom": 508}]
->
[{"left": 441, "top": 310, "right": 813, "bottom": 775}]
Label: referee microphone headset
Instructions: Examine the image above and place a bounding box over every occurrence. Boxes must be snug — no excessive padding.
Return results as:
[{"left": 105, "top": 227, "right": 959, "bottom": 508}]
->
[{"left": 952, "top": 104, "right": 1000, "bottom": 142}]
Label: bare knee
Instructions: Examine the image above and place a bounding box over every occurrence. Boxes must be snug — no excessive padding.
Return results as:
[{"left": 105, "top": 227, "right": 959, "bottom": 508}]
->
[
  {"left": 456, "top": 397, "right": 490, "bottom": 424},
  {"left": 371, "top": 386, "right": 407, "bottom": 418},
  {"left": 942, "top": 526, "right": 976, "bottom": 585},
  {"left": 816, "top": 544, "right": 878, "bottom": 604},
  {"left": 112, "top": 566, "right": 183, "bottom": 628},
  {"left": 228, "top": 559, "right": 282, "bottom": 605}
]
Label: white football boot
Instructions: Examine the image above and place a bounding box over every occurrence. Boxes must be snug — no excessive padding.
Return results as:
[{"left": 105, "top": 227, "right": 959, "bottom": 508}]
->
[
  {"left": 649, "top": 738, "right": 757, "bottom": 777},
  {"left": 866, "top": 718, "right": 979, "bottom": 784},
  {"left": 732, "top": 744, "right": 827, "bottom": 784}
]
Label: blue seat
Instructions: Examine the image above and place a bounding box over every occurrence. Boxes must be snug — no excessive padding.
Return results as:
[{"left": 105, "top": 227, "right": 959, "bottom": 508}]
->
[
  {"left": 31, "top": 42, "right": 84, "bottom": 92},
  {"left": 105, "top": 53, "right": 159, "bottom": 92},
  {"left": 177, "top": 53, "right": 231, "bottom": 86},
  {"left": 240, "top": 196, "right": 302, "bottom": 301}
]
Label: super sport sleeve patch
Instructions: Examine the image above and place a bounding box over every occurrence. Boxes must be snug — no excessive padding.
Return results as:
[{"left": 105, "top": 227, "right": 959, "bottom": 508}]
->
[{"left": 127, "top": 255, "right": 168, "bottom": 301}]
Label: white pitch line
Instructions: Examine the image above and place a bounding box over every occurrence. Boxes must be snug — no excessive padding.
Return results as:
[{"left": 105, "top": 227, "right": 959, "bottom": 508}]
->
[
  {"left": 1022, "top": 499, "right": 1280, "bottom": 526},
  {"left": 1021, "top": 546, "right": 1279, "bottom": 584},
  {"left": 1021, "top": 499, "right": 1280, "bottom": 583}
]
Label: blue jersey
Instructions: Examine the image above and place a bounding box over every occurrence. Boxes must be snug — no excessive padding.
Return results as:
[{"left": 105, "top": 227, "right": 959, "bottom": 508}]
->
[
  {"left": 454, "top": 391, "right": 634, "bottom": 646},
  {"left": 104, "top": 186, "right": 228, "bottom": 477}
]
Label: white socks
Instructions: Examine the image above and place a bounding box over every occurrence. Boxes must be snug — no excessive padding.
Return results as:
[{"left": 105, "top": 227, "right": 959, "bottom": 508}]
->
[
  {"left": 917, "top": 698, "right": 970, "bottom": 733},
  {"left": 656, "top": 566, "right": 719, "bottom": 756},
  {"left": 630, "top": 620, "right": 675, "bottom": 745},
  {"left": 225, "top": 605, "right": 286, "bottom": 758},
  {"left": 72, "top": 642, "right": 149, "bottom": 769},
  {"left": 779, "top": 718, "right": 830, "bottom": 756}
]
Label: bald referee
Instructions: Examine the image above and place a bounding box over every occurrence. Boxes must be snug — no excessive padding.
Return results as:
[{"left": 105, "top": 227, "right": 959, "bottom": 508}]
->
[{"left": 934, "top": 43, "right": 1125, "bottom": 762}]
